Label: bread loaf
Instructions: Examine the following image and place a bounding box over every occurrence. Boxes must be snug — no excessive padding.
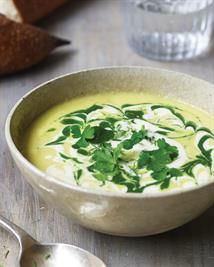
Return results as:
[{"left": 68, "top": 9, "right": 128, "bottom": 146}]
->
[
  {"left": 0, "top": 14, "right": 70, "bottom": 75},
  {"left": 0, "top": 0, "right": 67, "bottom": 23}
]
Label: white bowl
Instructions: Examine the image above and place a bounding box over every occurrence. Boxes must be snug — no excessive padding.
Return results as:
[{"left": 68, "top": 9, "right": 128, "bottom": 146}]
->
[{"left": 5, "top": 67, "right": 214, "bottom": 236}]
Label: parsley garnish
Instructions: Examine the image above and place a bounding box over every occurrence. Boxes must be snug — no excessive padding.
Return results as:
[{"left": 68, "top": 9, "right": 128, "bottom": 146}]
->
[
  {"left": 59, "top": 153, "right": 82, "bottom": 164},
  {"left": 46, "top": 136, "right": 66, "bottom": 146},
  {"left": 60, "top": 118, "right": 83, "bottom": 125},
  {"left": 125, "top": 110, "right": 144, "bottom": 119},
  {"left": 138, "top": 139, "right": 182, "bottom": 188},
  {"left": 74, "top": 169, "right": 83, "bottom": 184},
  {"left": 90, "top": 145, "right": 118, "bottom": 175},
  {"left": 123, "top": 130, "right": 147, "bottom": 150},
  {"left": 47, "top": 128, "right": 56, "bottom": 132},
  {"left": 72, "top": 125, "right": 95, "bottom": 149},
  {"left": 44, "top": 103, "right": 214, "bottom": 193},
  {"left": 182, "top": 155, "right": 211, "bottom": 177},
  {"left": 89, "top": 125, "right": 114, "bottom": 144}
]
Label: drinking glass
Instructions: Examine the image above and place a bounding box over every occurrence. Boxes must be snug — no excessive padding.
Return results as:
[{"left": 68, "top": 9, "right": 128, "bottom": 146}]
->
[{"left": 123, "top": 0, "right": 214, "bottom": 61}]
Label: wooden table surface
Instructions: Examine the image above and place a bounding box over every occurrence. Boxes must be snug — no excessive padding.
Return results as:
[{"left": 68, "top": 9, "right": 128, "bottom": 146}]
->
[{"left": 1, "top": 1, "right": 214, "bottom": 266}]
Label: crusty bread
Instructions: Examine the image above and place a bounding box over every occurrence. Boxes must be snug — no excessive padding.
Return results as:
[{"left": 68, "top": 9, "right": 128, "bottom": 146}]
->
[
  {"left": 0, "top": 0, "right": 67, "bottom": 23},
  {"left": 0, "top": 14, "right": 70, "bottom": 75}
]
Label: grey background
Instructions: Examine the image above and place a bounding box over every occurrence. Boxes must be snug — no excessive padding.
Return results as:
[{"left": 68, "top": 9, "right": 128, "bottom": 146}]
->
[{"left": 0, "top": 1, "right": 214, "bottom": 266}]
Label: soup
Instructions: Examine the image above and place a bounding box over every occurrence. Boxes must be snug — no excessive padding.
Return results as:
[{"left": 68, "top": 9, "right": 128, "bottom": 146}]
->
[{"left": 22, "top": 92, "right": 214, "bottom": 194}]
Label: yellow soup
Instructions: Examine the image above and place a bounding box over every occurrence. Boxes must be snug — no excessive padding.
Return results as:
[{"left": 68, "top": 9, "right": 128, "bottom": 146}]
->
[{"left": 22, "top": 92, "right": 214, "bottom": 194}]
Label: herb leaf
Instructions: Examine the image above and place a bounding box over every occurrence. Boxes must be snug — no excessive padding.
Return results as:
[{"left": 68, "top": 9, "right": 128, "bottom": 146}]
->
[
  {"left": 89, "top": 144, "right": 122, "bottom": 183},
  {"left": 69, "top": 104, "right": 103, "bottom": 115},
  {"left": 123, "top": 130, "right": 147, "bottom": 150},
  {"left": 89, "top": 125, "right": 114, "bottom": 144},
  {"left": 74, "top": 169, "right": 82, "bottom": 184},
  {"left": 70, "top": 125, "right": 82, "bottom": 138},
  {"left": 90, "top": 146, "right": 117, "bottom": 174},
  {"left": 138, "top": 139, "right": 181, "bottom": 189},
  {"left": 46, "top": 136, "right": 66, "bottom": 146},
  {"left": 112, "top": 171, "right": 142, "bottom": 192},
  {"left": 44, "top": 103, "right": 213, "bottom": 193},
  {"left": 124, "top": 110, "right": 144, "bottom": 119},
  {"left": 47, "top": 128, "right": 56, "bottom": 132},
  {"left": 72, "top": 125, "right": 95, "bottom": 149},
  {"left": 61, "top": 118, "right": 83, "bottom": 125},
  {"left": 77, "top": 148, "right": 89, "bottom": 155},
  {"left": 151, "top": 105, "right": 185, "bottom": 125},
  {"left": 59, "top": 152, "right": 82, "bottom": 163},
  {"left": 62, "top": 126, "right": 71, "bottom": 137},
  {"left": 182, "top": 155, "right": 210, "bottom": 177}
]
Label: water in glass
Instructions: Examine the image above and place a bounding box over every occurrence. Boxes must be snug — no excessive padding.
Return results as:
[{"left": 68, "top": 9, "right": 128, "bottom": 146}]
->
[{"left": 124, "top": 0, "right": 214, "bottom": 61}]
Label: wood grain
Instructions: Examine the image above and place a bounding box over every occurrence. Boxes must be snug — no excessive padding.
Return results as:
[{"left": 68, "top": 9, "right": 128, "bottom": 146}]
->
[{"left": 0, "top": 1, "right": 214, "bottom": 266}]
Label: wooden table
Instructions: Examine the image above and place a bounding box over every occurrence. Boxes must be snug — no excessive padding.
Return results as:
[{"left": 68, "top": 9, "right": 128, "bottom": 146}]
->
[{"left": 1, "top": 1, "right": 214, "bottom": 266}]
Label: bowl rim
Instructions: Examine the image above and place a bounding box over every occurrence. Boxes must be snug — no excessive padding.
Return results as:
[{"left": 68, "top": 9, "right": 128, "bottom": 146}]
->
[{"left": 5, "top": 66, "right": 214, "bottom": 199}]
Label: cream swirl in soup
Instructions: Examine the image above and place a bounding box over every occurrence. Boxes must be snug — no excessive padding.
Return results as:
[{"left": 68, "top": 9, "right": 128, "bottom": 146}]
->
[{"left": 23, "top": 92, "right": 214, "bottom": 193}]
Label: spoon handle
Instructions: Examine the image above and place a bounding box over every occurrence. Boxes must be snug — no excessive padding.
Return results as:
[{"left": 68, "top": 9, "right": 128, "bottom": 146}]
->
[{"left": 0, "top": 215, "right": 38, "bottom": 251}]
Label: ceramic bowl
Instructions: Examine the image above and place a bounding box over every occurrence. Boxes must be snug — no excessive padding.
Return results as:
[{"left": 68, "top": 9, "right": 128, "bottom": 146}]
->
[{"left": 5, "top": 67, "right": 214, "bottom": 236}]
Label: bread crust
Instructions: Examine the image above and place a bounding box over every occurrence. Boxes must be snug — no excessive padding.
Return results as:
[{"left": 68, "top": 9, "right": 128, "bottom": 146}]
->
[
  {"left": 12, "top": 0, "right": 67, "bottom": 22},
  {"left": 0, "top": 14, "right": 66, "bottom": 75}
]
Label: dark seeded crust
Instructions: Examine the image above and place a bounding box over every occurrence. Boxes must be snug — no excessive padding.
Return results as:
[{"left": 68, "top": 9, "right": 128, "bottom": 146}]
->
[
  {"left": 0, "top": 15, "right": 64, "bottom": 75},
  {"left": 12, "top": 0, "right": 67, "bottom": 23}
]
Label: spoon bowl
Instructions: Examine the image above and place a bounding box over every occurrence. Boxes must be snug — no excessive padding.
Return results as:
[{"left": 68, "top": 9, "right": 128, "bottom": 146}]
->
[
  {"left": 21, "top": 243, "right": 105, "bottom": 267},
  {"left": 0, "top": 215, "right": 106, "bottom": 267}
]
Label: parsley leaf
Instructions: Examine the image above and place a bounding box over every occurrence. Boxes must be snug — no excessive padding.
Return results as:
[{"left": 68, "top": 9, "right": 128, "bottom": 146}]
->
[
  {"left": 46, "top": 136, "right": 67, "bottom": 146},
  {"left": 138, "top": 139, "right": 179, "bottom": 171},
  {"left": 182, "top": 155, "right": 210, "bottom": 177},
  {"left": 83, "top": 125, "right": 95, "bottom": 139},
  {"left": 59, "top": 153, "right": 82, "bottom": 163},
  {"left": 138, "top": 139, "right": 182, "bottom": 189},
  {"left": 62, "top": 126, "right": 71, "bottom": 137},
  {"left": 89, "top": 125, "right": 114, "bottom": 144},
  {"left": 61, "top": 118, "right": 83, "bottom": 125},
  {"left": 160, "top": 178, "right": 170, "bottom": 190},
  {"left": 72, "top": 125, "right": 95, "bottom": 149},
  {"left": 112, "top": 171, "right": 142, "bottom": 192},
  {"left": 123, "top": 130, "right": 147, "bottom": 150},
  {"left": 77, "top": 148, "right": 89, "bottom": 155},
  {"left": 84, "top": 104, "right": 103, "bottom": 114},
  {"left": 99, "top": 121, "right": 112, "bottom": 129},
  {"left": 69, "top": 104, "right": 103, "bottom": 115},
  {"left": 72, "top": 113, "right": 87, "bottom": 121},
  {"left": 198, "top": 135, "right": 213, "bottom": 159},
  {"left": 70, "top": 125, "right": 82, "bottom": 138},
  {"left": 151, "top": 105, "right": 185, "bottom": 125},
  {"left": 47, "top": 128, "right": 56, "bottom": 132},
  {"left": 74, "top": 169, "right": 82, "bottom": 184},
  {"left": 124, "top": 110, "right": 144, "bottom": 119},
  {"left": 88, "top": 144, "right": 122, "bottom": 183},
  {"left": 90, "top": 146, "right": 117, "bottom": 173},
  {"left": 105, "top": 117, "right": 119, "bottom": 125}
]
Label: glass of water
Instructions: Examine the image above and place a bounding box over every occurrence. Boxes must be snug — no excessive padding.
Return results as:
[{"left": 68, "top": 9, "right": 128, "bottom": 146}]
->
[{"left": 123, "top": 0, "right": 214, "bottom": 61}]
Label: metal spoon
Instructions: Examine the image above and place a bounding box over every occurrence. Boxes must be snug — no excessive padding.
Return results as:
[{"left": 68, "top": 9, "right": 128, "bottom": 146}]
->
[{"left": 0, "top": 215, "right": 106, "bottom": 267}]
